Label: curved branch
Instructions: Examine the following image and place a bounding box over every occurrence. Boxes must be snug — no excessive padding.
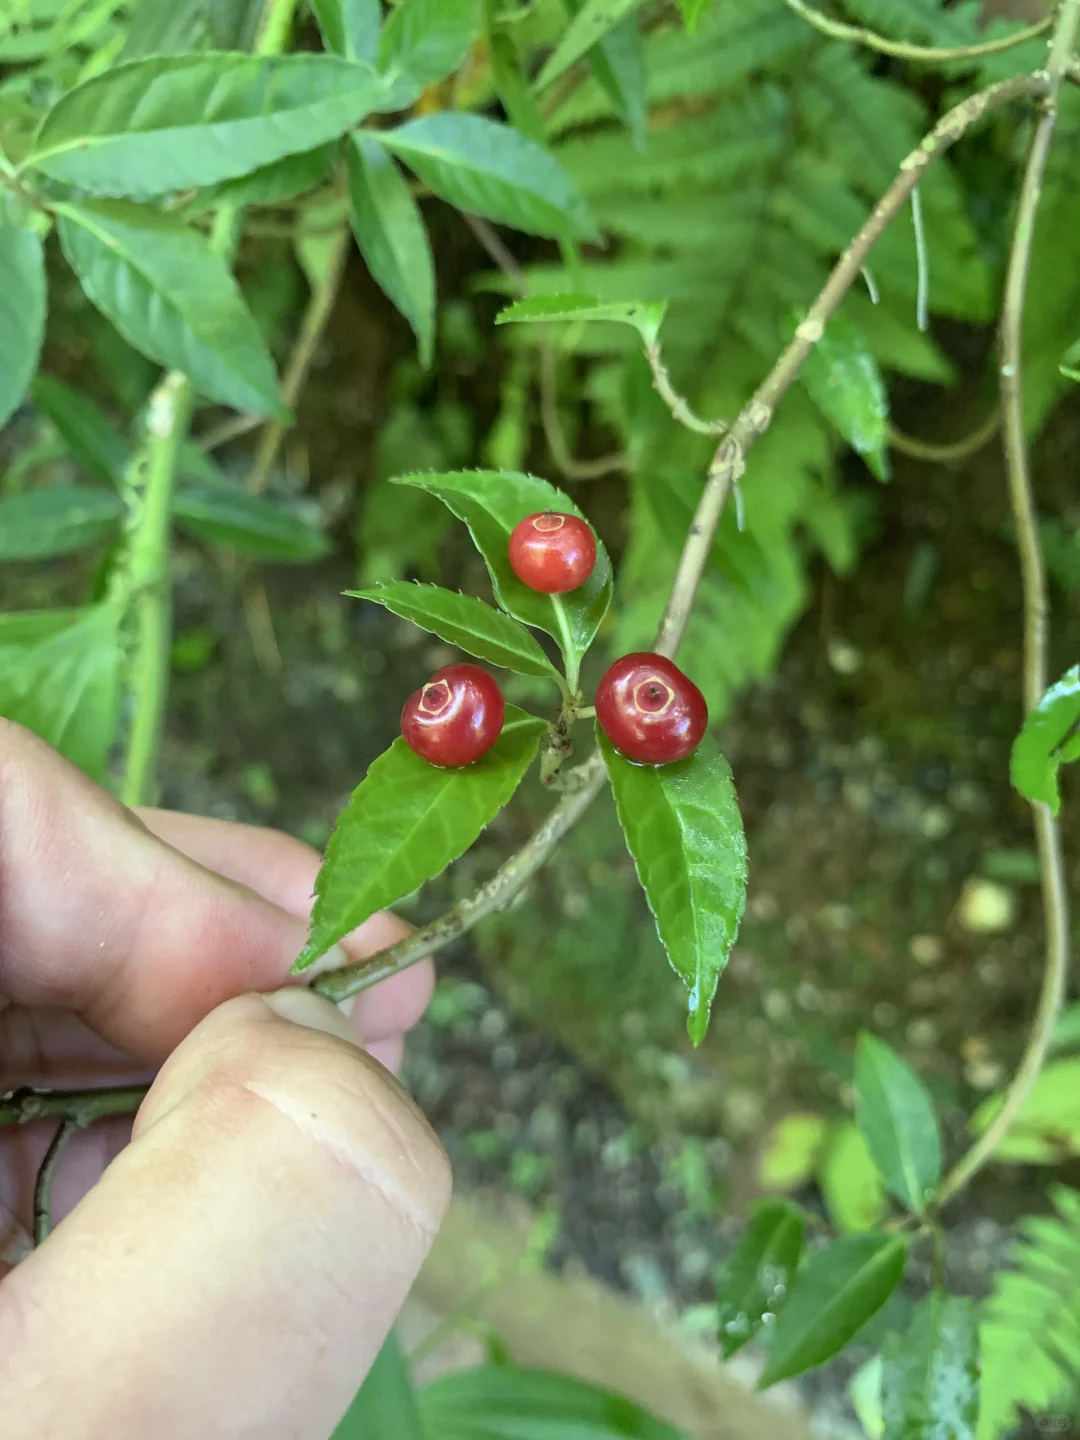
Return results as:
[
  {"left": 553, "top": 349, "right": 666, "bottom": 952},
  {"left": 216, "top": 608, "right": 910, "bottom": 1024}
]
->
[
  {"left": 887, "top": 408, "right": 1000, "bottom": 464},
  {"left": 783, "top": 0, "right": 1052, "bottom": 63}
]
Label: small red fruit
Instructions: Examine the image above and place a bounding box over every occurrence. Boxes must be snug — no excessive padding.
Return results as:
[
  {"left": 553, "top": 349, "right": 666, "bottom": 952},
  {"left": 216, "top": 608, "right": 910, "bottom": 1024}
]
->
[
  {"left": 508, "top": 511, "right": 597, "bottom": 594},
  {"left": 401, "top": 663, "right": 505, "bottom": 767},
  {"left": 595, "top": 652, "right": 707, "bottom": 765}
]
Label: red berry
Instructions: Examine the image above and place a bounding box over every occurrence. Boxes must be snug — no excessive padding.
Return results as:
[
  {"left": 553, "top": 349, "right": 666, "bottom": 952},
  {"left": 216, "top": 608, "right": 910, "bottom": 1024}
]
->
[
  {"left": 508, "top": 511, "right": 597, "bottom": 594},
  {"left": 401, "top": 664, "right": 505, "bottom": 767},
  {"left": 595, "top": 653, "right": 707, "bottom": 765}
]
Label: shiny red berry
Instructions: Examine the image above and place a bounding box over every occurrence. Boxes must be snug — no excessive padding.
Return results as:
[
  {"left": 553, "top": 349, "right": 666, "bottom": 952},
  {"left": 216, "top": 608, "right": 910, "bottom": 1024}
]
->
[
  {"left": 508, "top": 511, "right": 597, "bottom": 594},
  {"left": 595, "top": 652, "right": 707, "bottom": 765},
  {"left": 401, "top": 664, "right": 505, "bottom": 767}
]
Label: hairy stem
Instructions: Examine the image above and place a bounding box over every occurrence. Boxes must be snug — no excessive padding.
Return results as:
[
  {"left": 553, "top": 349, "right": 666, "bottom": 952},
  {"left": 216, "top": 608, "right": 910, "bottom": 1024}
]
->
[
  {"left": 783, "top": 0, "right": 1052, "bottom": 62},
  {"left": 932, "top": 0, "right": 1079, "bottom": 1214}
]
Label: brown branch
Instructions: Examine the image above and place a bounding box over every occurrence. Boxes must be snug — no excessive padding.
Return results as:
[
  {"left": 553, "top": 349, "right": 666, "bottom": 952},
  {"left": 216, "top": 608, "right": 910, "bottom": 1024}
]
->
[
  {"left": 887, "top": 408, "right": 1000, "bottom": 464},
  {"left": 932, "top": 0, "right": 1080, "bottom": 1214},
  {"left": 783, "top": 0, "right": 1052, "bottom": 63},
  {"left": 33, "top": 1118, "right": 77, "bottom": 1247}
]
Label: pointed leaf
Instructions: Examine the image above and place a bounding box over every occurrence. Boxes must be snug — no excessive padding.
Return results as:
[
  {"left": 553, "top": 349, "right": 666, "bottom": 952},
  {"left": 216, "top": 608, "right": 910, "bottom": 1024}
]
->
[
  {"left": 373, "top": 114, "right": 597, "bottom": 242},
  {"left": 675, "top": 0, "right": 716, "bottom": 30},
  {"left": 296, "top": 707, "right": 546, "bottom": 970},
  {"left": 486, "top": 20, "right": 545, "bottom": 143},
  {"left": 332, "top": 1332, "right": 422, "bottom": 1440},
  {"left": 820, "top": 1121, "right": 889, "bottom": 1235},
  {"left": 717, "top": 1200, "right": 805, "bottom": 1360},
  {"left": 0, "top": 485, "right": 124, "bottom": 560},
  {"left": 881, "top": 1293, "right": 979, "bottom": 1440},
  {"left": 855, "top": 1033, "right": 942, "bottom": 1214},
  {"left": 1010, "top": 665, "right": 1080, "bottom": 814},
  {"left": 392, "top": 470, "right": 612, "bottom": 683},
  {"left": 56, "top": 201, "right": 285, "bottom": 418},
  {"left": 31, "top": 376, "right": 128, "bottom": 487},
  {"left": 174, "top": 484, "right": 330, "bottom": 562},
  {"left": 0, "top": 196, "right": 46, "bottom": 431},
  {"left": 28, "top": 53, "right": 387, "bottom": 195},
  {"left": 535, "top": 0, "right": 647, "bottom": 88},
  {"left": 0, "top": 604, "right": 122, "bottom": 780},
  {"left": 798, "top": 313, "right": 890, "bottom": 481},
  {"left": 759, "top": 1235, "right": 908, "bottom": 1389},
  {"left": 496, "top": 293, "right": 666, "bottom": 346},
  {"left": 598, "top": 728, "right": 747, "bottom": 1044},
  {"left": 346, "top": 583, "right": 561, "bottom": 681},
  {"left": 378, "top": 0, "right": 480, "bottom": 108},
  {"left": 311, "top": 0, "right": 381, "bottom": 62},
  {"left": 187, "top": 145, "right": 336, "bottom": 215},
  {"left": 572, "top": 1, "right": 646, "bottom": 147},
  {"left": 347, "top": 135, "right": 435, "bottom": 367}
]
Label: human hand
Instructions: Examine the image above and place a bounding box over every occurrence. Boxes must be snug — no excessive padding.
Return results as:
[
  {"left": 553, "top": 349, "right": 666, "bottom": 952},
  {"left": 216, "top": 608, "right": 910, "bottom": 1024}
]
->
[{"left": 0, "top": 720, "right": 451, "bottom": 1439}]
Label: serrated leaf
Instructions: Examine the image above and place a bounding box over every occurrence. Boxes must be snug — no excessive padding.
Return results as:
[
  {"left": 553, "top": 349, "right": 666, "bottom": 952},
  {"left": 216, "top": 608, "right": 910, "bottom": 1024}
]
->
[
  {"left": 173, "top": 484, "right": 330, "bottom": 562},
  {"left": 311, "top": 0, "right": 381, "bottom": 62},
  {"left": 820, "top": 1121, "right": 889, "bottom": 1235},
  {"left": 598, "top": 727, "right": 747, "bottom": 1045},
  {"left": 0, "top": 195, "right": 46, "bottom": 431},
  {"left": 0, "top": 485, "right": 124, "bottom": 561},
  {"left": 56, "top": 201, "right": 285, "bottom": 418},
  {"left": 798, "top": 313, "right": 890, "bottom": 481},
  {"left": 28, "top": 52, "right": 387, "bottom": 195},
  {"left": 378, "top": 0, "right": 480, "bottom": 109},
  {"left": 675, "top": 0, "right": 716, "bottom": 30},
  {"left": 881, "top": 1293, "right": 979, "bottom": 1440},
  {"left": 187, "top": 144, "right": 336, "bottom": 215},
  {"left": 373, "top": 113, "right": 597, "bottom": 242},
  {"left": 0, "top": 604, "right": 121, "bottom": 780},
  {"left": 417, "top": 1364, "right": 685, "bottom": 1439},
  {"left": 855, "top": 1033, "right": 942, "bottom": 1214},
  {"left": 31, "top": 376, "right": 129, "bottom": 487},
  {"left": 332, "top": 1332, "right": 422, "bottom": 1440},
  {"left": 1010, "top": 665, "right": 1080, "bottom": 814},
  {"left": 346, "top": 583, "right": 561, "bottom": 681},
  {"left": 347, "top": 135, "right": 435, "bottom": 367},
  {"left": 717, "top": 1200, "right": 805, "bottom": 1360},
  {"left": 536, "top": 0, "right": 646, "bottom": 88},
  {"left": 295, "top": 707, "right": 546, "bottom": 970},
  {"left": 392, "top": 470, "right": 612, "bottom": 684},
  {"left": 496, "top": 293, "right": 667, "bottom": 346},
  {"left": 759, "top": 1235, "right": 908, "bottom": 1389}
]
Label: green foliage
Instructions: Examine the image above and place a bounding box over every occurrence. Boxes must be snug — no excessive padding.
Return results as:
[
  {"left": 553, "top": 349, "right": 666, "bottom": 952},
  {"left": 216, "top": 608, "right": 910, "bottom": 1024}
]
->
[
  {"left": 970, "top": 1058, "right": 1080, "bottom": 1165},
  {"left": 820, "top": 1121, "right": 888, "bottom": 1235},
  {"left": 296, "top": 708, "right": 546, "bottom": 971},
  {"left": 0, "top": 195, "right": 46, "bottom": 430},
  {"left": 854, "top": 1033, "right": 942, "bottom": 1214},
  {"left": 536, "top": 0, "right": 646, "bottom": 89},
  {"left": 332, "top": 1331, "right": 423, "bottom": 1440},
  {"left": 881, "top": 1293, "right": 979, "bottom": 1440},
  {"left": 598, "top": 728, "right": 747, "bottom": 1045},
  {"left": 378, "top": 0, "right": 480, "bottom": 108},
  {"left": 173, "top": 484, "right": 331, "bottom": 562},
  {"left": 797, "top": 313, "right": 890, "bottom": 481},
  {"left": 716, "top": 1200, "right": 805, "bottom": 1359},
  {"left": 0, "top": 484, "right": 123, "bottom": 560},
  {"left": 31, "top": 375, "right": 129, "bottom": 486},
  {"left": 1010, "top": 666, "right": 1080, "bottom": 814},
  {"left": 496, "top": 293, "right": 667, "bottom": 346},
  {"left": 310, "top": 0, "right": 382, "bottom": 63}
]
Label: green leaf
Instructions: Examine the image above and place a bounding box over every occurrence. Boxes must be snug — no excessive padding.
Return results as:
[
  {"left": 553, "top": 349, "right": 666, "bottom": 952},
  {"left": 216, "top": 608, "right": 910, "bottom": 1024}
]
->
[
  {"left": 331, "top": 1332, "right": 422, "bottom": 1440},
  {"left": 295, "top": 707, "right": 546, "bottom": 970},
  {"left": 311, "top": 0, "right": 382, "bottom": 62},
  {"left": 28, "top": 52, "right": 387, "bottom": 195},
  {"left": 373, "top": 114, "right": 597, "bottom": 242},
  {"left": 758, "top": 1113, "right": 829, "bottom": 1192},
  {"left": 123, "top": 0, "right": 263, "bottom": 55},
  {"left": 391, "top": 470, "right": 612, "bottom": 684},
  {"left": 0, "top": 195, "right": 46, "bottom": 431},
  {"left": 187, "top": 145, "right": 336, "bottom": 215},
  {"left": 970, "top": 1057, "right": 1080, "bottom": 1164},
  {"left": 716, "top": 1200, "right": 805, "bottom": 1360},
  {"left": 418, "top": 1363, "right": 685, "bottom": 1439},
  {"left": 820, "top": 1121, "right": 889, "bottom": 1235},
  {"left": 347, "top": 135, "right": 436, "bottom": 367},
  {"left": 598, "top": 728, "right": 747, "bottom": 1045},
  {"left": 575, "top": 4, "right": 647, "bottom": 148},
  {"left": 378, "top": 0, "right": 480, "bottom": 108},
  {"left": 56, "top": 201, "right": 285, "bottom": 418},
  {"left": 0, "top": 608, "right": 84, "bottom": 647},
  {"left": 346, "top": 583, "right": 561, "bottom": 681},
  {"left": 0, "top": 604, "right": 122, "bottom": 780},
  {"left": 495, "top": 293, "right": 667, "bottom": 346},
  {"left": 535, "top": 0, "right": 647, "bottom": 88},
  {"left": 1010, "top": 665, "right": 1080, "bottom": 814},
  {"left": 674, "top": 0, "right": 715, "bottom": 30},
  {"left": 0, "top": 485, "right": 124, "bottom": 561},
  {"left": 881, "top": 1293, "right": 979, "bottom": 1440},
  {"left": 798, "top": 313, "right": 890, "bottom": 481},
  {"left": 759, "top": 1235, "right": 908, "bottom": 1389},
  {"left": 487, "top": 22, "right": 545, "bottom": 143},
  {"left": 855, "top": 1033, "right": 942, "bottom": 1214},
  {"left": 31, "top": 376, "right": 128, "bottom": 487},
  {"left": 173, "top": 484, "right": 330, "bottom": 562}
]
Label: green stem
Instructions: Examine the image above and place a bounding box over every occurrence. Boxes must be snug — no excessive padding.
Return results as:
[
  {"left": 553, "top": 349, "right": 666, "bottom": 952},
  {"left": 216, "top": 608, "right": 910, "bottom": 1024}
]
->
[
  {"left": 782, "top": 0, "right": 1052, "bottom": 62},
  {"left": 551, "top": 597, "right": 580, "bottom": 692}
]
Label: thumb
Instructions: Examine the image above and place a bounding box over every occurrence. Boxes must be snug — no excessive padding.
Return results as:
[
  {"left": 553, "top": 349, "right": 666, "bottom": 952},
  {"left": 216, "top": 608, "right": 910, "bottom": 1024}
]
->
[{"left": 0, "top": 990, "right": 451, "bottom": 1440}]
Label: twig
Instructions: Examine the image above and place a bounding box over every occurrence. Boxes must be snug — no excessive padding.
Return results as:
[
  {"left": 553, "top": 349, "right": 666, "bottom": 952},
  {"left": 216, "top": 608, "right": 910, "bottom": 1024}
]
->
[
  {"left": 0, "top": 1086, "right": 149, "bottom": 1129},
  {"left": 931, "top": 0, "right": 1080, "bottom": 1215},
  {"left": 782, "top": 0, "right": 1052, "bottom": 63},
  {"left": 887, "top": 408, "right": 1000, "bottom": 463},
  {"left": 199, "top": 413, "right": 262, "bottom": 451},
  {"left": 643, "top": 341, "right": 726, "bottom": 437},
  {"left": 33, "top": 1118, "right": 77, "bottom": 1247}
]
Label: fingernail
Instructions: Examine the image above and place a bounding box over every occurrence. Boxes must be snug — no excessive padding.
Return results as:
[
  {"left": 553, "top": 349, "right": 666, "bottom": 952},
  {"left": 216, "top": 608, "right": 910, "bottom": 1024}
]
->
[
  {"left": 263, "top": 987, "right": 361, "bottom": 1046},
  {"left": 297, "top": 942, "right": 350, "bottom": 979}
]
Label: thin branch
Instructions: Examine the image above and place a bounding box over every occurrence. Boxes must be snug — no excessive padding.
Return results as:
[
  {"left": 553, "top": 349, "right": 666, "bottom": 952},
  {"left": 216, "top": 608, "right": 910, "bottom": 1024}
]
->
[
  {"left": 311, "top": 70, "right": 1049, "bottom": 1004},
  {"left": 887, "top": 408, "right": 1000, "bottom": 463},
  {"left": 33, "top": 1118, "right": 77, "bottom": 1247},
  {"left": 782, "top": 0, "right": 1052, "bottom": 63},
  {"left": 643, "top": 341, "right": 726, "bottom": 437},
  {"left": 199, "top": 412, "right": 262, "bottom": 451},
  {"left": 932, "top": 0, "right": 1080, "bottom": 1215},
  {"left": 0, "top": 1086, "right": 149, "bottom": 1129}
]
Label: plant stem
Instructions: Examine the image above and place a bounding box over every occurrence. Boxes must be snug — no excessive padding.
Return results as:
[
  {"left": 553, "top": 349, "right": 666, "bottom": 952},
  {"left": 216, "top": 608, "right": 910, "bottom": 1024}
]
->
[
  {"left": 33, "top": 1118, "right": 77, "bottom": 1246},
  {"left": 931, "top": 0, "right": 1079, "bottom": 1215},
  {"left": 643, "top": 342, "right": 725, "bottom": 437},
  {"left": 887, "top": 408, "right": 1000, "bottom": 464},
  {"left": 783, "top": 0, "right": 1052, "bottom": 62},
  {"left": 0, "top": 1085, "right": 149, "bottom": 1129}
]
